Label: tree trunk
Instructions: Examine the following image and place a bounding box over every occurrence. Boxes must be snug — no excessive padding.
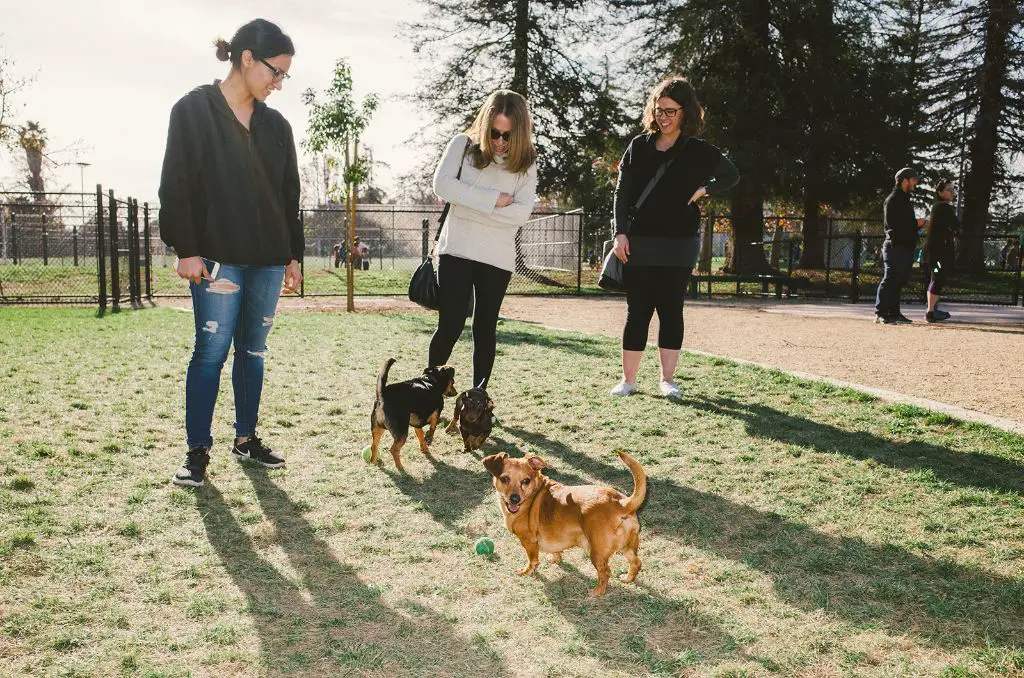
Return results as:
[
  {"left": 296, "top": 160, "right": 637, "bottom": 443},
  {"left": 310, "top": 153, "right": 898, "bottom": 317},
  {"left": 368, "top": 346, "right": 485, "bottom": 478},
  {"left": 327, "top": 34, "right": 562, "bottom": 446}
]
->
[
  {"left": 958, "top": 0, "right": 1014, "bottom": 272},
  {"left": 799, "top": 195, "right": 826, "bottom": 268},
  {"left": 726, "top": 179, "right": 771, "bottom": 274},
  {"left": 511, "top": 0, "right": 529, "bottom": 96}
]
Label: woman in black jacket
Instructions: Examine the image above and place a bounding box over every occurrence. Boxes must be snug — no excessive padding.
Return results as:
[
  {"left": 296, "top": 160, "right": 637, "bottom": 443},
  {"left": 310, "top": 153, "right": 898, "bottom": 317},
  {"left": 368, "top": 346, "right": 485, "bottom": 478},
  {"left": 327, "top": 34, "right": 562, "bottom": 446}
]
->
[
  {"left": 609, "top": 76, "right": 739, "bottom": 398},
  {"left": 923, "top": 179, "right": 959, "bottom": 322},
  {"left": 159, "top": 19, "right": 302, "bottom": 487}
]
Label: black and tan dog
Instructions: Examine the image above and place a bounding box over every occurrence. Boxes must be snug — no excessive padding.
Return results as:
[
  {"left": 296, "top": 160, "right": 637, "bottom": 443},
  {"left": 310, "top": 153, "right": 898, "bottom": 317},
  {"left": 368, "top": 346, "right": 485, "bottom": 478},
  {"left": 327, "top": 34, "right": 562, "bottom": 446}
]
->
[
  {"left": 369, "top": 358, "right": 457, "bottom": 471},
  {"left": 444, "top": 379, "right": 494, "bottom": 453},
  {"left": 482, "top": 450, "right": 646, "bottom": 596}
]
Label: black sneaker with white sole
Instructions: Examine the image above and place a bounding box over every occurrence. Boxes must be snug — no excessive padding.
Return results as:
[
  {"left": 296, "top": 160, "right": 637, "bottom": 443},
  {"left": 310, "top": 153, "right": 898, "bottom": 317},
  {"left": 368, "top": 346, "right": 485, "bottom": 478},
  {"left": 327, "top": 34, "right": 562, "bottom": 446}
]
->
[
  {"left": 172, "top": 447, "right": 211, "bottom": 487},
  {"left": 231, "top": 435, "right": 286, "bottom": 468}
]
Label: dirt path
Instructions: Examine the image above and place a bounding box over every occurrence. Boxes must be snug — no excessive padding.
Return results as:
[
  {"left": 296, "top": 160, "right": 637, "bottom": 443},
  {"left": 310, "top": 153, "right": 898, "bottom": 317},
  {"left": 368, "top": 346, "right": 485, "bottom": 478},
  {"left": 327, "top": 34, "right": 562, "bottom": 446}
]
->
[
  {"left": 176, "top": 295, "right": 1024, "bottom": 425},
  {"left": 498, "top": 296, "right": 1024, "bottom": 425}
]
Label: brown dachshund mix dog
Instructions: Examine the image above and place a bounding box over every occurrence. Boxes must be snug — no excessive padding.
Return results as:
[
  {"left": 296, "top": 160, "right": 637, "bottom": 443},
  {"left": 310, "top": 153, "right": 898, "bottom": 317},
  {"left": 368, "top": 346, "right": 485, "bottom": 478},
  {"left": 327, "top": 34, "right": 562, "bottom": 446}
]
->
[
  {"left": 482, "top": 450, "right": 646, "bottom": 596},
  {"left": 369, "top": 358, "right": 457, "bottom": 471},
  {"left": 444, "top": 380, "right": 494, "bottom": 453}
]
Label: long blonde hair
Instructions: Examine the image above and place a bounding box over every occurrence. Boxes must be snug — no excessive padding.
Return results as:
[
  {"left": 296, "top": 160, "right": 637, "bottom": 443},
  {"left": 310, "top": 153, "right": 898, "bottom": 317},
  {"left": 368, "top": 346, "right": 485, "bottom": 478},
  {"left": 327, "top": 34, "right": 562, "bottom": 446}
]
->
[{"left": 466, "top": 90, "right": 536, "bottom": 174}]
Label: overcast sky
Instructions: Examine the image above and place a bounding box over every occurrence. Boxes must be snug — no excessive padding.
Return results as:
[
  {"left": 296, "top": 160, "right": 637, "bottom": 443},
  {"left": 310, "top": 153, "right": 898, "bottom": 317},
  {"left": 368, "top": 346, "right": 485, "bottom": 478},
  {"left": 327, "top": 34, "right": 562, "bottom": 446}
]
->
[{"left": 0, "top": 0, "right": 425, "bottom": 202}]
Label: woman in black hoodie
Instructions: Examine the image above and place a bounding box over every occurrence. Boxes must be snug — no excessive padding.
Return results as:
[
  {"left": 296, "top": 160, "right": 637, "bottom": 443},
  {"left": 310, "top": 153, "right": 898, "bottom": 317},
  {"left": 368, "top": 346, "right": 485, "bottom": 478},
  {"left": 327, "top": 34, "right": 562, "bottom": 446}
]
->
[
  {"left": 609, "top": 76, "right": 738, "bottom": 398},
  {"left": 159, "top": 19, "right": 302, "bottom": 487}
]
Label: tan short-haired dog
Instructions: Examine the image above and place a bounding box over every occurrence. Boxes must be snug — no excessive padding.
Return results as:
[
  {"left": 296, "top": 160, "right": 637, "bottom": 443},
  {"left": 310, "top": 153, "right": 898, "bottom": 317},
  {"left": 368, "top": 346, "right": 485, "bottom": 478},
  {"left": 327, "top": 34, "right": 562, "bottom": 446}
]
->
[{"left": 482, "top": 450, "right": 646, "bottom": 596}]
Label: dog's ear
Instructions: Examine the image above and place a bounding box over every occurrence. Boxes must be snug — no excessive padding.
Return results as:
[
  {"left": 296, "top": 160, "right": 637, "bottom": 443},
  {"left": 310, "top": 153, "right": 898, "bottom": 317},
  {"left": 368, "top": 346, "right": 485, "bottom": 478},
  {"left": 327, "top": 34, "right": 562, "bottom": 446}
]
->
[
  {"left": 482, "top": 452, "right": 507, "bottom": 477},
  {"left": 486, "top": 399, "right": 494, "bottom": 411},
  {"left": 525, "top": 454, "right": 545, "bottom": 470}
]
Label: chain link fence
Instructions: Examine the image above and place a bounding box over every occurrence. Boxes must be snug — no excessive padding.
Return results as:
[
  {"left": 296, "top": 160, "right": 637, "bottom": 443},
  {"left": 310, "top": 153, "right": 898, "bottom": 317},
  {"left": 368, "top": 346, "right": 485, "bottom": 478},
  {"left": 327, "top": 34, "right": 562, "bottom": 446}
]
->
[
  {"left": 148, "top": 205, "right": 586, "bottom": 298},
  {"left": 4, "top": 191, "right": 1021, "bottom": 309}
]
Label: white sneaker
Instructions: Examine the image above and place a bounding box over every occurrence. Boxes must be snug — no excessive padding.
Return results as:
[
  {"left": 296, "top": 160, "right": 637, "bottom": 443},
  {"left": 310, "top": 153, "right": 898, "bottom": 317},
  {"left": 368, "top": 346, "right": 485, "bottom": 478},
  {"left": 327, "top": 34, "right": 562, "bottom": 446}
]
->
[
  {"left": 609, "top": 381, "right": 638, "bottom": 397},
  {"left": 659, "top": 380, "right": 683, "bottom": 398}
]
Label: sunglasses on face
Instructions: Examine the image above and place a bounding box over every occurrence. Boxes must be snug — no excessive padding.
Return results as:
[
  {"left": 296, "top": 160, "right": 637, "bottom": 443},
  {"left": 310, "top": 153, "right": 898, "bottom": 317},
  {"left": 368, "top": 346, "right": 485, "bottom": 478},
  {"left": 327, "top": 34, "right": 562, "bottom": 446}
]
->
[
  {"left": 259, "top": 58, "right": 290, "bottom": 82},
  {"left": 489, "top": 128, "right": 512, "bottom": 142}
]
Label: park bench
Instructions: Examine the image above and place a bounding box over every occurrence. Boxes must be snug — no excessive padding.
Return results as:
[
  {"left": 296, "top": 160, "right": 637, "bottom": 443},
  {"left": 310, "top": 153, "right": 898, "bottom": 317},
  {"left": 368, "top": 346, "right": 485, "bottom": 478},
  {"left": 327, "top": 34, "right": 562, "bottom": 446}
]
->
[{"left": 689, "top": 273, "right": 806, "bottom": 299}]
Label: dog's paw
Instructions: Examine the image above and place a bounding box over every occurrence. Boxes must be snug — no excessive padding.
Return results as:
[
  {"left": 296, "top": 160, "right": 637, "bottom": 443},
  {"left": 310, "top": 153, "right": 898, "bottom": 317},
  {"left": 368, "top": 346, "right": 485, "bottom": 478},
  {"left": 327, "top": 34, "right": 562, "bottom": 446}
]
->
[
  {"left": 445, "top": 425, "right": 458, "bottom": 436},
  {"left": 619, "top": 573, "right": 637, "bottom": 584},
  {"left": 588, "top": 585, "right": 608, "bottom": 597},
  {"left": 517, "top": 564, "right": 538, "bottom": 576},
  {"left": 546, "top": 553, "right": 562, "bottom": 564}
]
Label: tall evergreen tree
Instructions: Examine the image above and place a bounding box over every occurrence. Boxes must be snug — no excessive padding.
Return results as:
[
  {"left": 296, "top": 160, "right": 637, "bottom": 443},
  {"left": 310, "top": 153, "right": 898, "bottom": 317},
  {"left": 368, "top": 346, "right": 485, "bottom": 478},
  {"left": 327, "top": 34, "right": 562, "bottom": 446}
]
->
[
  {"left": 926, "top": 0, "right": 1023, "bottom": 270},
  {"left": 403, "top": 0, "right": 632, "bottom": 213}
]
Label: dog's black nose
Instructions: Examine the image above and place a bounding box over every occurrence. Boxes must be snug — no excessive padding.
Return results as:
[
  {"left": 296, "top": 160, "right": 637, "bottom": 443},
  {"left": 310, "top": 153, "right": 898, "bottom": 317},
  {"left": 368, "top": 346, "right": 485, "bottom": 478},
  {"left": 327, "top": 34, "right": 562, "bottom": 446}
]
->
[{"left": 509, "top": 494, "right": 521, "bottom": 504}]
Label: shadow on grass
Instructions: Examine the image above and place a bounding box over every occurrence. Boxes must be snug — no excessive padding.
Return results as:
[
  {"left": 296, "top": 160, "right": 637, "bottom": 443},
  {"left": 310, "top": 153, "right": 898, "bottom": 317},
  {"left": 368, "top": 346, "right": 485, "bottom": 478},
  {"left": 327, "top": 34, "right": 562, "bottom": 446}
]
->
[
  {"left": 697, "top": 395, "right": 1024, "bottom": 495},
  {"left": 196, "top": 468, "right": 506, "bottom": 676},
  {"left": 541, "top": 562, "right": 737, "bottom": 675},
  {"left": 385, "top": 449, "right": 494, "bottom": 529},
  {"left": 495, "top": 326, "right": 613, "bottom": 358},
  {"left": 498, "top": 424, "right": 1024, "bottom": 649}
]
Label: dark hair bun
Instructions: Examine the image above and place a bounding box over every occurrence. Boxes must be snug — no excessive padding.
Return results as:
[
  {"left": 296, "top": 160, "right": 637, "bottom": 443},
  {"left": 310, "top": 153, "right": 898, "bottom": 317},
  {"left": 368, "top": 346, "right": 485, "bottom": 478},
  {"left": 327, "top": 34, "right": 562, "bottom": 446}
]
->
[{"left": 214, "top": 38, "right": 231, "bottom": 62}]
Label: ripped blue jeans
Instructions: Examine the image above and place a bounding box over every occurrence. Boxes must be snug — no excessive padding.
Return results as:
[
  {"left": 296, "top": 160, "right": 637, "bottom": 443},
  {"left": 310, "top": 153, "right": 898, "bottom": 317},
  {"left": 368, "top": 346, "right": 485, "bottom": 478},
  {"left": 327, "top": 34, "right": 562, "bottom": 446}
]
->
[{"left": 184, "top": 259, "right": 285, "bottom": 449}]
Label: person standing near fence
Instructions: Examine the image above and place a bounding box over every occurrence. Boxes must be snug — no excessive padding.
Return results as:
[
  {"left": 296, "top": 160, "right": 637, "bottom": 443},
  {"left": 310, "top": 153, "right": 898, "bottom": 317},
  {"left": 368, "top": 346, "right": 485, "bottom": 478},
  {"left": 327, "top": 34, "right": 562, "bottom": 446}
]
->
[
  {"left": 609, "top": 75, "right": 739, "bottom": 398},
  {"left": 159, "top": 19, "right": 302, "bottom": 487},
  {"left": 923, "top": 179, "right": 959, "bottom": 323},
  {"left": 874, "top": 167, "right": 925, "bottom": 325},
  {"left": 427, "top": 89, "right": 538, "bottom": 387}
]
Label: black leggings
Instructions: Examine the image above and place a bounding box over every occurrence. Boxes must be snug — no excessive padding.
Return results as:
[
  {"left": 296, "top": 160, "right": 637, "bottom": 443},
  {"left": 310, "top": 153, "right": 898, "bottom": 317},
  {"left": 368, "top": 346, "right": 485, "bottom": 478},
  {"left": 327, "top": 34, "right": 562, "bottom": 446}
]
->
[
  {"left": 428, "top": 254, "right": 512, "bottom": 387},
  {"left": 622, "top": 265, "right": 692, "bottom": 351}
]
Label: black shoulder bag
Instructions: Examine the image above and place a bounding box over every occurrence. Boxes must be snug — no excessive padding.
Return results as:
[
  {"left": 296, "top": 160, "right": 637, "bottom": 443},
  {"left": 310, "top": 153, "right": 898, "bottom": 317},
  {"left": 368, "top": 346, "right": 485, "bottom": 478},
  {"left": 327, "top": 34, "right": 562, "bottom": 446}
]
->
[
  {"left": 408, "top": 139, "right": 470, "bottom": 309},
  {"left": 598, "top": 153, "right": 678, "bottom": 291}
]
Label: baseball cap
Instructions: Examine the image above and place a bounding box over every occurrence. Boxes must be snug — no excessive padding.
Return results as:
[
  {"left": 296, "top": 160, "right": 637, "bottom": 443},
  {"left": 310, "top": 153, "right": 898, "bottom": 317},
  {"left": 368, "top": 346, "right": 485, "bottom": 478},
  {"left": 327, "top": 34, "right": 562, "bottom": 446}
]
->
[{"left": 895, "top": 167, "right": 919, "bottom": 182}]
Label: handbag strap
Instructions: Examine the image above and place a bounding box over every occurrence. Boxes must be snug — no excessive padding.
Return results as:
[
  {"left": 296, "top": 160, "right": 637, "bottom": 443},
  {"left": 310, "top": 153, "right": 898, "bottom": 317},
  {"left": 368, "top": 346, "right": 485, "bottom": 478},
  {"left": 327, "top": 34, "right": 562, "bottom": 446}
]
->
[
  {"left": 433, "top": 138, "right": 472, "bottom": 249},
  {"left": 630, "top": 136, "right": 689, "bottom": 219}
]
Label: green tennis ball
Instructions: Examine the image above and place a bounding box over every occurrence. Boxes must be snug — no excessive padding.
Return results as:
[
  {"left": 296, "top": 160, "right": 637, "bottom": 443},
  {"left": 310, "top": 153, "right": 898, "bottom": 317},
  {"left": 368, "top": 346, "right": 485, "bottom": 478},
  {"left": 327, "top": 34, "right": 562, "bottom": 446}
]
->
[
  {"left": 474, "top": 537, "right": 494, "bottom": 556},
  {"left": 361, "top": 445, "right": 373, "bottom": 463}
]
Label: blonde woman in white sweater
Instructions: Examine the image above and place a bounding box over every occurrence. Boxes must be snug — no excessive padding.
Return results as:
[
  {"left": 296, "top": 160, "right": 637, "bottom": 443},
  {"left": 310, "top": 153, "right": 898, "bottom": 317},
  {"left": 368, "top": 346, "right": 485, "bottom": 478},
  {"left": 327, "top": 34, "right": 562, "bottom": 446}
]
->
[{"left": 428, "top": 90, "right": 538, "bottom": 387}]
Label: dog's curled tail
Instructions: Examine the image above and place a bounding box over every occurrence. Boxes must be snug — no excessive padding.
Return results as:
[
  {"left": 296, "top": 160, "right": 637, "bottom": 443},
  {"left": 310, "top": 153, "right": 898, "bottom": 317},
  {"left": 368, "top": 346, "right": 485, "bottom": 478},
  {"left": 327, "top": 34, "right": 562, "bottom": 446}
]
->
[
  {"left": 377, "top": 358, "right": 397, "bottom": 402},
  {"left": 617, "top": 450, "right": 647, "bottom": 514}
]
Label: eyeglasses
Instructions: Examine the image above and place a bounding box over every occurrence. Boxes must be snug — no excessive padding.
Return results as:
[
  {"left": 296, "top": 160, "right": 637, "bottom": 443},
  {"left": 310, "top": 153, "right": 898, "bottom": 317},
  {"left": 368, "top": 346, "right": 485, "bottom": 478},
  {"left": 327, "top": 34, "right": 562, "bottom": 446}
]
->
[
  {"left": 654, "top": 107, "right": 680, "bottom": 118},
  {"left": 259, "top": 58, "right": 290, "bottom": 82},
  {"left": 489, "top": 128, "right": 512, "bottom": 142}
]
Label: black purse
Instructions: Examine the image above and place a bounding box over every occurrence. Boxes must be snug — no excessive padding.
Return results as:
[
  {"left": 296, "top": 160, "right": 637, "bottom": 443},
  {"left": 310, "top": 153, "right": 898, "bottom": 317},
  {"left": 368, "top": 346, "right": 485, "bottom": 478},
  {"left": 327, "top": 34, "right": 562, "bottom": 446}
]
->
[
  {"left": 598, "top": 154, "right": 678, "bottom": 291},
  {"left": 408, "top": 140, "right": 470, "bottom": 309}
]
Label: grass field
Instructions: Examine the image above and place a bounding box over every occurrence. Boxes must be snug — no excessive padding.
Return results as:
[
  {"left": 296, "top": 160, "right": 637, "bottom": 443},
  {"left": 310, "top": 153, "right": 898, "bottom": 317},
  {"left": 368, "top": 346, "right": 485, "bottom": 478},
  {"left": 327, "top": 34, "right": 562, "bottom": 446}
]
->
[{"left": 1, "top": 308, "right": 1023, "bottom": 677}]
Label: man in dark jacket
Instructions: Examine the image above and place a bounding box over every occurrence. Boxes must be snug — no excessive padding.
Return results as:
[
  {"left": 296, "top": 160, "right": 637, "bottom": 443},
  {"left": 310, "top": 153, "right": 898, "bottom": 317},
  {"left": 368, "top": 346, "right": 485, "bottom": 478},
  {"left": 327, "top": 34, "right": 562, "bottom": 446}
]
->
[{"left": 874, "top": 167, "right": 924, "bottom": 324}]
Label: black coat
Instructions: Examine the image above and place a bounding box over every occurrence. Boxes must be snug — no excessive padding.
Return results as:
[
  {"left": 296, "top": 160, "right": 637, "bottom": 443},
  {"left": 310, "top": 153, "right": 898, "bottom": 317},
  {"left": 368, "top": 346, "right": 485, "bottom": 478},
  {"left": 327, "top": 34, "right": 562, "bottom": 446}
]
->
[{"left": 158, "top": 82, "right": 303, "bottom": 265}]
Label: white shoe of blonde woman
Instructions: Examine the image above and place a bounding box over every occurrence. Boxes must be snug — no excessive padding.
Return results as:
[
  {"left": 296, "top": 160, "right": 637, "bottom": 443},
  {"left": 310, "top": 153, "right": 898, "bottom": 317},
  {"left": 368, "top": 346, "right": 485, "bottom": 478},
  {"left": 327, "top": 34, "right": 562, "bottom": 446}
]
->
[
  {"left": 659, "top": 380, "right": 683, "bottom": 399},
  {"left": 609, "top": 380, "right": 638, "bottom": 397}
]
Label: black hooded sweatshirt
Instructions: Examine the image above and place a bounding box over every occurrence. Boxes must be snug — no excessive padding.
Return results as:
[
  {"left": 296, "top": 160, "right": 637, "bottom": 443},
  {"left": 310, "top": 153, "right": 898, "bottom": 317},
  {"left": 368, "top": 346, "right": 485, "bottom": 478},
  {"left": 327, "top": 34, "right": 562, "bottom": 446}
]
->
[{"left": 158, "top": 82, "right": 303, "bottom": 265}]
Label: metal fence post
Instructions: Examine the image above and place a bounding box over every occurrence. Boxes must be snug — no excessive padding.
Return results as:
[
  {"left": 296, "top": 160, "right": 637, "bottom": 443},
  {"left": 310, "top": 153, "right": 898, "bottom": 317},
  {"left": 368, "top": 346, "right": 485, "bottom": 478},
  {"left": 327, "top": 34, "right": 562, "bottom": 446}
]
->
[
  {"left": 108, "top": 190, "right": 120, "bottom": 312},
  {"left": 1014, "top": 235, "right": 1023, "bottom": 307},
  {"left": 851, "top": 230, "right": 861, "bottom": 304},
  {"left": 42, "top": 212, "right": 48, "bottom": 266},
  {"left": 576, "top": 212, "right": 584, "bottom": 295},
  {"left": 10, "top": 212, "right": 17, "bottom": 265},
  {"left": 299, "top": 210, "right": 305, "bottom": 298},
  {"left": 143, "top": 202, "right": 152, "bottom": 301},
  {"left": 96, "top": 185, "right": 107, "bottom": 313},
  {"left": 824, "top": 217, "right": 833, "bottom": 298},
  {"left": 73, "top": 225, "right": 79, "bottom": 267},
  {"left": 131, "top": 199, "right": 142, "bottom": 307},
  {"left": 421, "top": 218, "right": 429, "bottom": 260}
]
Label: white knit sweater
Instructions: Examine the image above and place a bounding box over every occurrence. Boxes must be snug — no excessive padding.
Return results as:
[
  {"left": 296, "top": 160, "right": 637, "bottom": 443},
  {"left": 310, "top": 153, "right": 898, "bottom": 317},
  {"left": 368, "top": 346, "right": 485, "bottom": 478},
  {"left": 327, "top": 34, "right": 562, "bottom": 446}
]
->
[{"left": 432, "top": 133, "right": 538, "bottom": 272}]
